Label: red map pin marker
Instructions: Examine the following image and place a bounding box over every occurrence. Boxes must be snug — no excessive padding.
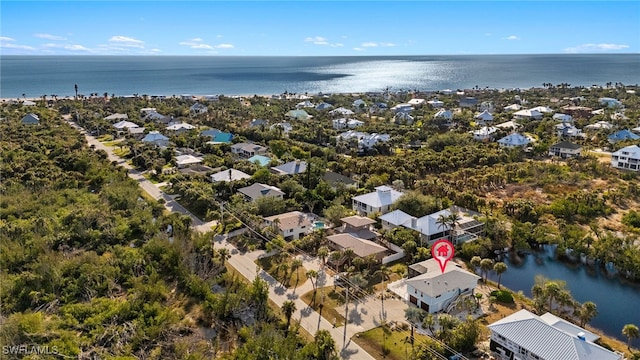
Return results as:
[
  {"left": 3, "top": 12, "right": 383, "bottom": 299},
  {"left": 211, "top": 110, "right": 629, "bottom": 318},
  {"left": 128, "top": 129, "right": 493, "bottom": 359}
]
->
[{"left": 431, "top": 239, "right": 455, "bottom": 273}]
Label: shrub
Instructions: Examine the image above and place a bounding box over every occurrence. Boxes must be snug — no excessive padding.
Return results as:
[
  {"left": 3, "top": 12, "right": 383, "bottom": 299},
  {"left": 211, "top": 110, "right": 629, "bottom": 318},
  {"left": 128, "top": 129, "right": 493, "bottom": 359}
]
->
[{"left": 490, "top": 289, "right": 514, "bottom": 303}]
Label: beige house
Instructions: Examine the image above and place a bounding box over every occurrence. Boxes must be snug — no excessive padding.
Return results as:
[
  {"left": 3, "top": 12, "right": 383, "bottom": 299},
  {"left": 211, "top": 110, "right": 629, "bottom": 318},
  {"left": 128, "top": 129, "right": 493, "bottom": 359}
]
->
[{"left": 264, "top": 211, "right": 312, "bottom": 241}]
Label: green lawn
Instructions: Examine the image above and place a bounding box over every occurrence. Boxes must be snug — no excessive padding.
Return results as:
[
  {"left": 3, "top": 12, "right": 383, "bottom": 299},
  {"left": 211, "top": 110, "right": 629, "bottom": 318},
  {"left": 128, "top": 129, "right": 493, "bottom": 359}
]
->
[
  {"left": 353, "top": 325, "right": 436, "bottom": 360},
  {"left": 256, "top": 254, "right": 308, "bottom": 289},
  {"left": 300, "top": 286, "right": 347, "bottom": 327}
]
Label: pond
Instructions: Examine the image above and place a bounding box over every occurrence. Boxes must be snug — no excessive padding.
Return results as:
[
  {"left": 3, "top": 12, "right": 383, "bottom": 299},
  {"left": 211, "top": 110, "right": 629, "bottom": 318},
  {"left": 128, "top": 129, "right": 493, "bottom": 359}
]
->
[{"left": 485, "top": 245, "right": 640, "bottom": 347}]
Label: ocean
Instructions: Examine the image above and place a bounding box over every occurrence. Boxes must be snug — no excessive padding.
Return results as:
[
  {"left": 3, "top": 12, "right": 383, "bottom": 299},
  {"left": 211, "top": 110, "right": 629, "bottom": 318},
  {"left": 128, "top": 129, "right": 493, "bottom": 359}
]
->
[{"left": 1, "top": 54, "right": 639, "bottom": 98}]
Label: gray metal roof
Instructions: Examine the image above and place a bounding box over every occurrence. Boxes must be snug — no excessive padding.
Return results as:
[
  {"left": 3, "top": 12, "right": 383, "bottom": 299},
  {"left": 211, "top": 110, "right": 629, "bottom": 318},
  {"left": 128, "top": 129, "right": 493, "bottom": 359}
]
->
[
  {"left": 238, "top": 183, "right": 284, "bottom": 199},
  {"left": 489, "top": 310, "right": 622, "bottom": 360}
]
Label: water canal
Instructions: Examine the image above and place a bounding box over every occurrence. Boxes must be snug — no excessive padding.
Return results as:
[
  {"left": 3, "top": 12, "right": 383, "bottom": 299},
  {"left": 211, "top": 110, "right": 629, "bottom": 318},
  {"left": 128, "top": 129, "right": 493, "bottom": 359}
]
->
[{"left": 485, "top": 245, "right": 640, "bottom": 347}]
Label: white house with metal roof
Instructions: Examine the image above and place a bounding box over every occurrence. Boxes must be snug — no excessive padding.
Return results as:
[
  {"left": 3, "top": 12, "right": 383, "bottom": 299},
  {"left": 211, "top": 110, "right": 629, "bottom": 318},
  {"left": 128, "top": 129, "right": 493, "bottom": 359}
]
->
[
  {"left": 352, "top": 185, "right": 404, "bottom": 217},
  {"left": 611, "top": 145, "right": 640, "bottom": 172},
  {"left": 488, "top": 309, "right": 623, "bottom": 360},
  {"left": 497, "top": 133, "right": 532, "bottom": 148},
  {"left": 404, "top": 259, "right": 480, "bottom": 313}
]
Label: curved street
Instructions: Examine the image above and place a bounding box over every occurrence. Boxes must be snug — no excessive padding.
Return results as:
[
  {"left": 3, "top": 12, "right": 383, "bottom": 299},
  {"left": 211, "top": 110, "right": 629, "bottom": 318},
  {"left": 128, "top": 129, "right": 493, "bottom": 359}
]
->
[{"left": 67, "top": 119, "right": 378, "bottom": 359}]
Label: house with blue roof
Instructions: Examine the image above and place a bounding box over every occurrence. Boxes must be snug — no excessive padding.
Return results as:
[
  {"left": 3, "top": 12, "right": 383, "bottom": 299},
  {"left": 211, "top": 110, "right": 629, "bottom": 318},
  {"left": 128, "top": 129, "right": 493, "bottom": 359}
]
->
[
  {"left": 142, "top": 131, "right": 170, "bottom": 147},
  {"left": 21, "top": 113, "right": 40, "bottom": 125},
  {"left": 608, "top": 129, "right": 640, "bottom": 143},
  {"left": 199, "top": 129, "right": 221, "bottom": 138}
]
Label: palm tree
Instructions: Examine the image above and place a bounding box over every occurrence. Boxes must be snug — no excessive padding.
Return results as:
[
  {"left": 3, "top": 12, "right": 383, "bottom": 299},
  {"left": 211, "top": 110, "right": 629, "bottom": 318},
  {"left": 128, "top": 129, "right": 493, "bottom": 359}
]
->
[
  {"left": 290, "top": 258, "right": 303, "bottom": 289},
  {"left": 306, "top": 269, "right": 318, "bottom": 305},
  {"left": 622, "top": 324, "right": 639, "bottom": 350},
  {"left": 436, "top": 213, "right": 449, "bottom": 238},
  {"left": 374, "top": 265, "right": 392, "bottom": 315},
  {"left": 281, "top": 300, "right": 297, "bottom": 334},
  {"left": 314, "top": 329, "right": 337, "bottom": 360},
  {"left": 74, "top": 84, "right": 78, "bottom": 100},
  {"left": 342, "top": 248, "right": 355, "bottom": 268},
  {"left": 480, "top": 258, "right": 494, "bottom": 283},
  {"left": 543, "top": 281, "right": 561, "bottom": 312},
  {"left": 470, "top": 256, "right": 482, "bottom": 274},
  {"left": 577, "top": 301, "right": 598, "bottom": 327},
  {"left": 493, "top": 262, "right": 508, "bottom": 289},
  {"left": 447, "top": 211, "right": 462, "bottom": 244},
  {"left": 317, "top": 246, "right": 329, "bottom": 268}
]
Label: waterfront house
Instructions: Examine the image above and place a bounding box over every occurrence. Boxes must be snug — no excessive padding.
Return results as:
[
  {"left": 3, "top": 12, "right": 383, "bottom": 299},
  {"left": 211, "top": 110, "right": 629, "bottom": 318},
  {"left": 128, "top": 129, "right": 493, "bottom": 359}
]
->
[
  {"left": 210, "top": 168, "right": 251, "bottom": 183},
  {"left": 296, "top": 100, "right": 315, "bottom": 109},
  {"left": 549, "top": 141, "right": 582, "bottom": 159},
  {"left": 503, "top": 104, "right": 522, "bottom": 112},
  {"left": 230, "top": 142, "right": 268, "bottom": 158},
  {"left": 380, "top": 207, "right": 483, "bottom": 245},
  {"left": 611, "top": 145, "right": 640, "bottom": 172},
  {"left": 238, "top": 183, "right": 285, "bottom": 202},
  {"left": 264, "top": 211, "right": 312, "bottom": 241},
  {"left": 488, "top": 309, "right": 622, "bottom": 360},
  {"left": 599, "top": 97, "right": 623, "bottom": 108},
  {"left": 142, "top": 131, "right": 169, "bottom": 147},
  {"left": 497, "top": 133, "right": 532, "bottom": 148},
  {"left": 271, "top": 160, "right": 307, "bottom": 175},
  {"left": 352, "top": 185, "right": 404, "bottom": 217},
  {"left": 21, "top": 113, "right": 40, "bottom": 125},
  {"left": 405, "top": 259, "right": 480, "bottom": 313}
]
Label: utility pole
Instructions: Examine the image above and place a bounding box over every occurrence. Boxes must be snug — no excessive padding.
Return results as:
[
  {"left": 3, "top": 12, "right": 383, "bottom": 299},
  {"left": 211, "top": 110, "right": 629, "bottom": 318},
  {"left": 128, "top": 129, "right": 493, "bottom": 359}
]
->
[{"left": 343, "top": 284, "right": 348, "bottom": 349}]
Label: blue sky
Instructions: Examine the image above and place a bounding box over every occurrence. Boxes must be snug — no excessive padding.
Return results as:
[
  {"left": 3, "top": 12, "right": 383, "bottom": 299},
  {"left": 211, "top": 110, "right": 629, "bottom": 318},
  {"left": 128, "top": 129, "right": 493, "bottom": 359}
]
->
[{"left": 1, "top": 1, "right": 639, "bottom": 56}]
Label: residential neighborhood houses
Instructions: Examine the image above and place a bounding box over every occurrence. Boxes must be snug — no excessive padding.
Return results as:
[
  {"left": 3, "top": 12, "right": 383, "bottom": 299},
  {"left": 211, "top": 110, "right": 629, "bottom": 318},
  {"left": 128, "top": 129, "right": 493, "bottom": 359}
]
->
[{"left": 23, "top": 86, "right": 640, "bottom": 360}]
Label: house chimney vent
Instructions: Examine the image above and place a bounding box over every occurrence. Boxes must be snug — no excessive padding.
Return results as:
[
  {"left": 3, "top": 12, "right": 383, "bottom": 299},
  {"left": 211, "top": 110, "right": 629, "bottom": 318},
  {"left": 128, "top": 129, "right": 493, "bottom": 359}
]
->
[{"left": 577, "top": 332, "right": 586, "bottom": 341}]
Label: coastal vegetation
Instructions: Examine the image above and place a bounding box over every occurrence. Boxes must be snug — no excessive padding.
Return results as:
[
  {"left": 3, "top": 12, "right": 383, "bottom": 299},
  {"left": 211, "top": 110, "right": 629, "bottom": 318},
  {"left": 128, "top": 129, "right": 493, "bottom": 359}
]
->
[{"left": 2, "top": 82, "right": 640, "bottom": 358}]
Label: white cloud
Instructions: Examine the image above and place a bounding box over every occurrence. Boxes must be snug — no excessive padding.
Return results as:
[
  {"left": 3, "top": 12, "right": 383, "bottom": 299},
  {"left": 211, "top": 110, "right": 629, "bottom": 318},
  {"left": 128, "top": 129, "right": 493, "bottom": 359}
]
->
[
  {"left": 380, "top": 42, "right": 396, "bottom": 47},
  {"left": 564, "top": 43, "right": 630, "bottom": 53},
  {"left": 0, "top": 43, "right": 36, "bottom": 50},
  {"left": 353, "top": 47, "right": 364, "bottom": 51},
  {"left": 191, "top": 44, "right": 214, "bottom": 49},
  {"left": 331, "top": 43, "right": 344, "bottom": 48},
  {"left": 43, "top": 43, "right": 92, "bottom": 52},
  {"left": 361, "top": 42, "right": 378, "bottom": 48},
  {"left": 109, "top": 35, "right": 144, "bottom": 48},
  {"left": 0, "top": 36, "right": 16, "bottom": 41},
  {"left": 34, "top": 33, "right": 67, "bottom": 41},
  {"left": 305, "top": 36, "right": 328, "bottom": 45},
  {"left": 215, "top": 43, "right": 234, "bottom": 49},
  {"left": 150, "top": 48, "right": 162, "bottom": 52},
  {"left": 506, "top": 35, "right": 520, "bottom": 40}
]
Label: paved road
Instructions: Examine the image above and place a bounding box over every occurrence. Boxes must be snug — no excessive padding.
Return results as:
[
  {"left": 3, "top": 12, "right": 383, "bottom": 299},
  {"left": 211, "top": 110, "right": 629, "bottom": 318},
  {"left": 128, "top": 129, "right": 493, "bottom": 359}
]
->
[
  {"left": 68, "top": 121, "right": 377, "bottom": 359},
  {"left": 67, "top": 119, "right": 205, "bottom": 227}
]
